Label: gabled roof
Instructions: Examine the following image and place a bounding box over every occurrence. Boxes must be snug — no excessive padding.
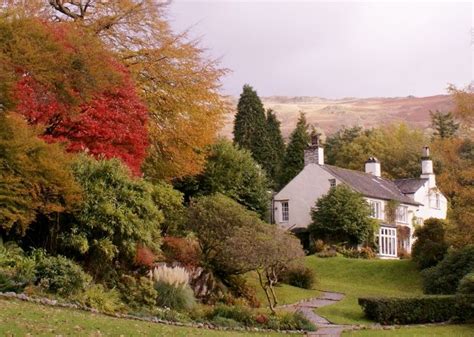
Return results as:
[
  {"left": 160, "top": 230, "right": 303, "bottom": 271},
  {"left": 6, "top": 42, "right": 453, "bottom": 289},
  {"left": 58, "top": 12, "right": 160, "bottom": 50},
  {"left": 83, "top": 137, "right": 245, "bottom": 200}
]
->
[
  {"left": 321, "top": 165, "right": 421, "bottom": 205},
  {"left": 394, "top": 178, "right": 427, "bottom": 194}
]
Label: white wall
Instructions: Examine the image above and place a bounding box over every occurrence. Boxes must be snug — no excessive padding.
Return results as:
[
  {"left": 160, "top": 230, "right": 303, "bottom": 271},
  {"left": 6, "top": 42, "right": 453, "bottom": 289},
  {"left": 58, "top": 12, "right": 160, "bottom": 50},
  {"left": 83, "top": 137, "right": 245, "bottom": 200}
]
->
[
  {"left": 273, "top": 164, "right": 337, "bottom": 230},
  {"left": 412, "top": 182, "right": 448, "bottom": 221}
]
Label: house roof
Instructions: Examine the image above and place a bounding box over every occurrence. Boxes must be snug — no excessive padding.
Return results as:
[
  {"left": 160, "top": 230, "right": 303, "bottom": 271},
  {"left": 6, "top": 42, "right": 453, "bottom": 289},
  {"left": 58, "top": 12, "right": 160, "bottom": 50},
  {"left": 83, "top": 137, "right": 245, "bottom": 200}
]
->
[
  {"left": 321, "top": 165, "right": 421, "bottom": 205},
  {"left": 394, "top": 178, "right": 427, "bottom": 194}
]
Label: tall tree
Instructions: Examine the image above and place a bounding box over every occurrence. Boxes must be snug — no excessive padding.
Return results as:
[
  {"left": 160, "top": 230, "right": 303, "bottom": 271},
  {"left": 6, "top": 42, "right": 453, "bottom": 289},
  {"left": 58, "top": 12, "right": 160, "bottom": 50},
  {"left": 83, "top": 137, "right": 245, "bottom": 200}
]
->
[
  {"left": 325, "top": 126, "right": 364, "bottom": 165},
  {"left": 430, "top": 110, "right": 459, "bottom": 139},
  {"left": 278, "top": 113, "right": 310, "bottom": 187},
  {"left": 233, "top": 84, "right": 270, "bottom": 170},
  {"left": 0, "top": 113, "right": 81, "bottom": 238},
  {"left": 4, "top": 1, "right": 229, "bottom": 181},
  {"left": 175, "top": 140, "right": 270, "bottom": 219},
  {"left": 0, "top": 16, "right": 148, "bottom": 175},
  {"left": 264, "top": 109, "right": 286, "bottom": 186}
]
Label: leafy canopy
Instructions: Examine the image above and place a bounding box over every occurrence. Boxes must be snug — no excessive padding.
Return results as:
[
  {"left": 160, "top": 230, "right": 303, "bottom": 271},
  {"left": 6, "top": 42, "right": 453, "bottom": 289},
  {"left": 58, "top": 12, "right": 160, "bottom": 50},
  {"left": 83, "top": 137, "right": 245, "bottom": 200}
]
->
[
  {"left": 62, "top": 157, "right": 162, "bottom": 277},
  {"left": 309, "top": 185, "right": 376, "bottom": 245},
  {"left": 0, "top": 113, "right": 81, "bottom": 236},
  {"left": 176, "top": 140, "right": 270, "bottom": 219}
]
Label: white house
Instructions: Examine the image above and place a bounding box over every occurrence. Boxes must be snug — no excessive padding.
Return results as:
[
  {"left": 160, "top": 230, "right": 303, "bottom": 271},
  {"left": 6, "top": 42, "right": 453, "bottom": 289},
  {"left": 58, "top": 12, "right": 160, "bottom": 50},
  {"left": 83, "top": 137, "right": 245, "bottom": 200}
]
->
[{"left": 272, "top": 135, "right": 447, "bottom": 258}]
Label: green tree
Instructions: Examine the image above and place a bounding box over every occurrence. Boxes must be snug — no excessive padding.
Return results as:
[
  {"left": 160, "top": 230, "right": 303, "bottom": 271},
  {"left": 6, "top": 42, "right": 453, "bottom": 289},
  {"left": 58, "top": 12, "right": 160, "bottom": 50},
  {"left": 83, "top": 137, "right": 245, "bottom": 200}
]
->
[
  {"left": 279, "top": 113, "right": 310, "bottom": 187},
  {"left": 150, "top": 182, "right": 186, "bottom": 236},
  {"left": 430, "top": 110, "right": 459, "bottom": 139},
  {"left": 264, "top": 109, "right": 286, "bottom": 186},
  {"left": 233, "top": 84, "right": 270, "bottom": 171},
  {"left": 62, "top": 157, "right": 163, "bottom": 278},
  {"left": 325, "top": 126, "right": 364, "bottom": 165},
  {"left": 0, "top": 113, "right": 81, "bottom": 240},
  {"left": 327, "top": 124, "right": 427, "bottom": 179},
  {"left": 187, "top": 194, "right": 265, "bottom": 276},
  {"left": 176, "top": 140, "right": 270, "bottom": 219},
  {"left": 412, "top": 218, "right": 449, "bottom": 269},
  {"left": 309, "top": 185, "right": 376, "bottom": 245}
]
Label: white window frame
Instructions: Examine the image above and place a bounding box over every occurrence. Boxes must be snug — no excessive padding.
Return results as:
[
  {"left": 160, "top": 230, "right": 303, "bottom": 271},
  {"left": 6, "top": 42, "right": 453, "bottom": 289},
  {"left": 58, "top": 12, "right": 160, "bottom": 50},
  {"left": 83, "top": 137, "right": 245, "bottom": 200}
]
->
[
  {"left": 396, "top": 205, "right": 408, "bottom": 223},
  {"left": 378, "top": 227, "right": 397, "bottom": 257},
  {"left": 369, "top": 200, "right": 382, "bottom": 219},
  {"left": 329, "top": 178, "right": 336, "bottom": 188},
  {"left": 281, "top": 201, "right": 289, "bottom": 222}
]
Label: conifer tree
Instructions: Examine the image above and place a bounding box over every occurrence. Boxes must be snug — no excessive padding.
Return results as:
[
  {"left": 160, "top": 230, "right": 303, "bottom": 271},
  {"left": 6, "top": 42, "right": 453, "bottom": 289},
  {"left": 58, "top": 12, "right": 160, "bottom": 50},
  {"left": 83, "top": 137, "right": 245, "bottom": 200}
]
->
[
  {"left": 265, "top": 109, "right": 285, "bottom": 185},
  {"left": 233, "top": 84, "right": 269, "bottom": 169},
  {"left": 278, "top": 113, "right": 310, "bottom": 188},
  {"left": 430, "top": 110, "right": 459, "bottom": 139}
]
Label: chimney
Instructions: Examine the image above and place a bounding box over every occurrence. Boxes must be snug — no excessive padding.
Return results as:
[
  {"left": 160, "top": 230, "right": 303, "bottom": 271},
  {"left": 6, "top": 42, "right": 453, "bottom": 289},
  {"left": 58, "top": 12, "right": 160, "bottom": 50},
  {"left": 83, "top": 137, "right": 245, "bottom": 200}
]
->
[
  {"left": 365, "top": 157, "right": 381, "bottom": 177},
  {"left": 304, "top": 134, "right": 324, "bottom": 166},
  {"left": 420, "top": 146, "right": 436, "bottom": 187}
]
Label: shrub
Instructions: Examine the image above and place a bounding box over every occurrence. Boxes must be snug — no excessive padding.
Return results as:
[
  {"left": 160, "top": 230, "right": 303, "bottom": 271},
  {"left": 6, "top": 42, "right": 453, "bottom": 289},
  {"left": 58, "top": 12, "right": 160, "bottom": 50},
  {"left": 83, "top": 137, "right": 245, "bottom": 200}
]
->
[
  {"left": 337, "top": 246, "right": 376, "bottom": 259},
  {"left": 225, "top": 275, "right": 260, "bottom": 308},
  {"left": 458, "top": 273, "right": 474, "bottom": 295},
  {"left": 312, "top": 239, "right": 326, "bottom": 253},
  {"left": 154, "top": 281, "right": 196, "bottom": 311},
  {"left": 316, "top": 249, "right": 337, "bottom": 258},
  {"left": 211, "top": 316, "right": 242, "bottom": 328},
  {"left": 161, "top": 236, "right": 201, "bottom": 269},
  {"left": 76, "top": 284, "right": 124, "bottom": 313},
  {"left": 358, "top": 295, "right": 474, "bottom": 324},
  {"left": 282, "top": 265, "right": 316, "bottom": 289},
  {"left": 422, "top": 245, "right": 474, "bottom": 294},
  {"left": 134, "top": 245, "right": 156, "bottom": 268},
  {"left": 272, "top": 312, "right": 316, "bottom": 331},
  {"left": 33, "top": 251, "right": 91, "bottom": 297},
  {"left": 208, "top": 304, "right": 255, "bottom": 326},
  {"left": 412, "top": 218, "right": 449, "bottom": 269},
  {"left": 118, "top": 275, "right": 158, "bottom": 310},
  {"left": 0, "top": 244, "right": 35, "bottom": 292}
]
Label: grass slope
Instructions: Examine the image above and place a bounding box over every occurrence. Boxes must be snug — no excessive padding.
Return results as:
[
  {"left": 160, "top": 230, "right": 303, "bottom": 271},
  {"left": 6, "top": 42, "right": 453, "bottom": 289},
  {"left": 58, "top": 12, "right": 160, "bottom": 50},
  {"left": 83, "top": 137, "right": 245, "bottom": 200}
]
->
[
  {"left": 0, "top": 298, "right": 289, "bottom": 337},
  {"left": 343, "top": 325, "right": 474, "bottom": 337},
  {"left": 246, "top": 271, "right": 320, "bottom": 306},
  {"left": 305, "top": 256, "right": 423, "bottom": 324}
]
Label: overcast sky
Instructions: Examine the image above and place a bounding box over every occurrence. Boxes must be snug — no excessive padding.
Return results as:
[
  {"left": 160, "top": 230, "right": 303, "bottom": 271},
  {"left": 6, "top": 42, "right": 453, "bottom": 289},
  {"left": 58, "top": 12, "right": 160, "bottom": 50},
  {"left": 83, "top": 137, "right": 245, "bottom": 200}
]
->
[{"left": 168, "top": 1, "right": 473, "bottom": 98}]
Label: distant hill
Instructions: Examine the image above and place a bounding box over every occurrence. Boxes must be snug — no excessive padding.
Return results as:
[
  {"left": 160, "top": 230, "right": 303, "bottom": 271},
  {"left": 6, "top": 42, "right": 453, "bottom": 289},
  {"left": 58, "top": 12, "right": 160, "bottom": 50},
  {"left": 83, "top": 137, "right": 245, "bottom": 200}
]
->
[{"left": 220, "top": 95, "right": 453, "bottom": 139}]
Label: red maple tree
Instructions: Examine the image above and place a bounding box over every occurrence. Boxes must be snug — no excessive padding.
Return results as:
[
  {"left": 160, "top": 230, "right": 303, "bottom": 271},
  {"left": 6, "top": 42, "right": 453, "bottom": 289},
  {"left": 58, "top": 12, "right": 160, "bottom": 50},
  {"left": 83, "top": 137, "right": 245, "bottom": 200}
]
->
[{"left": 14, "top": 73, "right": 149, "bottom": 176}]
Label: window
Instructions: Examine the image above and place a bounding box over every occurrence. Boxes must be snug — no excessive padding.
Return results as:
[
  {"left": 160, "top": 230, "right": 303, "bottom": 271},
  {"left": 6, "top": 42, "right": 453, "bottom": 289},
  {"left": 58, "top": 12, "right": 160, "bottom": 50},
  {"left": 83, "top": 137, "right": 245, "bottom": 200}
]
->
[
  {"left": 281, "top": 201, "right": 289, "bottom": 222},
  {"left": 369, "top": 201, "right": 382, "bottom": 219},
  {"left": 396, "top": 206, "right": 408, "bottom": 223},
  {"left": 329, "top": 178, "right": 336, "bottom": 188},
  {"left": 435, "top": 194, "right": 440, "bottom": 209}
]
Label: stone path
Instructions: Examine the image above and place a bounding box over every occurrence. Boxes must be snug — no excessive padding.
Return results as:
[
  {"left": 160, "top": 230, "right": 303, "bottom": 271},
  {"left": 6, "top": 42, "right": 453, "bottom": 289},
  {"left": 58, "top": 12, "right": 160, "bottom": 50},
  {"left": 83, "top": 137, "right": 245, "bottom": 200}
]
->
[{"left": 283, "top": 291, "right": 353, "bottom": 337}]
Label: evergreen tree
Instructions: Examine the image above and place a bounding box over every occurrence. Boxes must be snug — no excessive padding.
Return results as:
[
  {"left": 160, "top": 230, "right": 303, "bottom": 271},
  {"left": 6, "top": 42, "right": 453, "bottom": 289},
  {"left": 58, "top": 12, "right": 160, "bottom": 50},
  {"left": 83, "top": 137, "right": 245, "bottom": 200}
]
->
[
  {"left": 430, "top": 110, "right": 459, "bottom": 139},
  {"left": 278, "top": 113, "right": 310, "bottom": 188},
  {"left": 233, "top": 84, "right": 269, "bottom": 170},
  {"left": 265, "top": 109, "right": 286, "bottom": 185}
]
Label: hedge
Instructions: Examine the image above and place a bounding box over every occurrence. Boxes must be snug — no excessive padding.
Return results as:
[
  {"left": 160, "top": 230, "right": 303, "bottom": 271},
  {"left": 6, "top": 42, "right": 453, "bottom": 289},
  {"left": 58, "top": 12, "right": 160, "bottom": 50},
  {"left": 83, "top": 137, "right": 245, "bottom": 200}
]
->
[{"left": 358, "top": 295, "right": 474, "bottom": 325}]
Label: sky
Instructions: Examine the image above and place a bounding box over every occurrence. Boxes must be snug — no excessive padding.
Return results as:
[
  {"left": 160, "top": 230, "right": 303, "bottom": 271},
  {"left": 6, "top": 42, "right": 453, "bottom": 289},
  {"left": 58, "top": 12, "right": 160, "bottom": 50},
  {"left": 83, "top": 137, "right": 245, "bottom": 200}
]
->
[{"left": 168, "top": 1, "right": 473, "bottom": 98}]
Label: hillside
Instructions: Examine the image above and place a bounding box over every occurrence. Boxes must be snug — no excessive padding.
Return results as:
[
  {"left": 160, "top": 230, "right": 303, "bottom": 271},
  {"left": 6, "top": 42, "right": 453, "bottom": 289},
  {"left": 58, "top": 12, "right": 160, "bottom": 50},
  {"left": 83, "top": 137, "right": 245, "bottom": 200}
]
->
[{"left": 220, "top": 95, "right": 453, "bottom": 138}]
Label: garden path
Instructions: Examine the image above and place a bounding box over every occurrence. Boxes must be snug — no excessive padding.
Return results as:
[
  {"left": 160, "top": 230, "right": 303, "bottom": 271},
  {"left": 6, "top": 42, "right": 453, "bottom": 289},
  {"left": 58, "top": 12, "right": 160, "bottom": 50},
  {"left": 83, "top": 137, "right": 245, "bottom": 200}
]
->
[{"left": 282, "top": 291, "right": 353, "bottom": 337}]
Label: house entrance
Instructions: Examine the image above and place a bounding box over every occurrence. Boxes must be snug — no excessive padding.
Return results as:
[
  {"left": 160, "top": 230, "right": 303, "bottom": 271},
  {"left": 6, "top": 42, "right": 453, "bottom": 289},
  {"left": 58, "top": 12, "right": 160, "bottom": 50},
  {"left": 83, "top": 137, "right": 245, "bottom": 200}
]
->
[{"left": 378, "top": 226, "right": 397, "bottom": 258}]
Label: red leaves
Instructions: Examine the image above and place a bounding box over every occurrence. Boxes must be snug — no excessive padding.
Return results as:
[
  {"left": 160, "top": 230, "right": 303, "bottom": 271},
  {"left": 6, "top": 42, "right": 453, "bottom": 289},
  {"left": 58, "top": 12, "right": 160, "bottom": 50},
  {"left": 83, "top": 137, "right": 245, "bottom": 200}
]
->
[{"left": 14, "top": 74, "right": 149, "bottom": 175}]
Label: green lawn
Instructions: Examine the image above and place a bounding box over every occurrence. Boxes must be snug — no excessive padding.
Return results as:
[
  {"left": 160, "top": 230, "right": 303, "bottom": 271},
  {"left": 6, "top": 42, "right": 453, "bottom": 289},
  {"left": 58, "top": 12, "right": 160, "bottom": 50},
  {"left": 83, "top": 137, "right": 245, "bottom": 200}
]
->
[
  {"left": 305, "top": 256, "right": 423, "bottom": 324},
  {"left": 246, "top": 271, "right": 320, "bottom": 306},
  {"left": 343, "top": 325, "right": 474, "bottom": 337},
  {"left": 0, "top": 298, "right": 291, "bottom": 337}
]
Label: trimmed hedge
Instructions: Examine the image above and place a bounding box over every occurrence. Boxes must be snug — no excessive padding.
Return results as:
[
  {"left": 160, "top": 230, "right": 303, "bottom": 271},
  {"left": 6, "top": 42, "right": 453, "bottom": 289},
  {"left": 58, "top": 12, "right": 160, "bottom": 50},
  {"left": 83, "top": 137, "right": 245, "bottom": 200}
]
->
[{"left": 358, "top": 295, "right": 474, "bottom": 325}]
